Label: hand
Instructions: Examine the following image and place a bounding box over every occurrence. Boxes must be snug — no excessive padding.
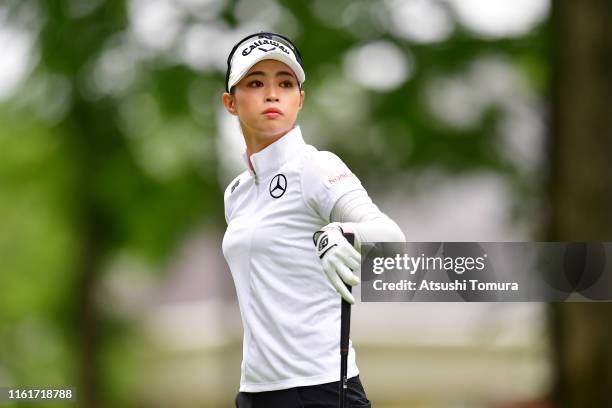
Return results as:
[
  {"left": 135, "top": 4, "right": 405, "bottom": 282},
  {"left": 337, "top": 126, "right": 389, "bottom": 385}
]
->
[{"left": 313, "top": 223, "right": 361, "bottom": 304}]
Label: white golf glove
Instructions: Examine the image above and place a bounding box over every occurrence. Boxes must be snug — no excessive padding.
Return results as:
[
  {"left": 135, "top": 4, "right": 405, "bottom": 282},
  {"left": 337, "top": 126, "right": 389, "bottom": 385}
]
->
[{"left": 313, "top": 223, "right": 361, "bottom": 304}]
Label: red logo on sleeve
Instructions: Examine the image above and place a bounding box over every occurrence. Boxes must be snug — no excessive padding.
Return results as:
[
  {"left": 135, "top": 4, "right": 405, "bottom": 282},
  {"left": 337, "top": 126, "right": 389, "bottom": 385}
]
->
[{"left": 327, "top": 172, "right": 353, "bottom": 184}]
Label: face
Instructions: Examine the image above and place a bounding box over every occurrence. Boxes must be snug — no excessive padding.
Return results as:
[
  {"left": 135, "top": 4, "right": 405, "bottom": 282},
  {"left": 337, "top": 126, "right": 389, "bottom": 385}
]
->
[{"left": 222, "top": 59, "right": 305, "bottom": 141}]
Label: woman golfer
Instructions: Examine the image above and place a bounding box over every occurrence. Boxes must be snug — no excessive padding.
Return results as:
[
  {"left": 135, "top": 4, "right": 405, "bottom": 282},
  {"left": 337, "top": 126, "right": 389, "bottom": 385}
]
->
[{"left": 221, "top": 32, "right": 405, "bottom": 408}]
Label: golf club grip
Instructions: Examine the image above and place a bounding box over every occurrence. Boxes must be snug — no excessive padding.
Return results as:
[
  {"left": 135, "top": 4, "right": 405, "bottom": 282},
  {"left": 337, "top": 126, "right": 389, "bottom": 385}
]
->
[{"left": 340, "top": 232, "right": 355, "bottom": 408}]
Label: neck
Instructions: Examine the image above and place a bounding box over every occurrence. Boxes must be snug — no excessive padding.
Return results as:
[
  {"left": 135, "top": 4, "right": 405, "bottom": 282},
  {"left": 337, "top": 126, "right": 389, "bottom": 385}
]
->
[{"left": 242, "top": 125, "right": 294, "bottom": 157}]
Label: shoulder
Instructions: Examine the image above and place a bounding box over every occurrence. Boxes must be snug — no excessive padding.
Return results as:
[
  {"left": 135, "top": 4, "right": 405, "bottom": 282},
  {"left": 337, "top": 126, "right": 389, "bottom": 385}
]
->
[
  {"left": 301, "top": 148, "right": 356, "bottom": 184},
  {"left": 300, "top": 147, "right": 363, "bottom": 217},
  {"left": 299, "top": 148, "right": 363, "bottom": 221},
  {"left": 301, "top": 148, "right": 350, "bottom": 173}
]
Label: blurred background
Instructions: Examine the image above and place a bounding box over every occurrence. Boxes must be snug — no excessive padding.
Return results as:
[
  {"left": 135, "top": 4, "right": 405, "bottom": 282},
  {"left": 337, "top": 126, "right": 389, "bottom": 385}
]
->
[{"left": 0, "top": 0, "right": 610, "bottom": 407}]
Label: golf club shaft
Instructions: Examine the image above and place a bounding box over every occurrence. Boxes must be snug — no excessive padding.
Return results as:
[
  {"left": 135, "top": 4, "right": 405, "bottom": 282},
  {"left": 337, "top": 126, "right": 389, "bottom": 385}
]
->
[{"left": 340, "top": 232, "right": 355, "bottom": 408}]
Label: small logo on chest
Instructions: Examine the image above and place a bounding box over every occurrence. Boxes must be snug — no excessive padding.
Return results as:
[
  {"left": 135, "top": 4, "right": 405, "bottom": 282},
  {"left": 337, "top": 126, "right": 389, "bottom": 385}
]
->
[
  {"left": 230, "top": 178, "right": 240, "bottom": 193},
  {"left": 269, "top": 174, "right": 287, "bottom": 198}
]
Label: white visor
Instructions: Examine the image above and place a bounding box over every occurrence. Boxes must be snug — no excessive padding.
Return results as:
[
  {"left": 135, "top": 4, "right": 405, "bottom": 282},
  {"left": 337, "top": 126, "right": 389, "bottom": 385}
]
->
[{"left": 227, "top": 36, "right": 306, "bottom": 90}]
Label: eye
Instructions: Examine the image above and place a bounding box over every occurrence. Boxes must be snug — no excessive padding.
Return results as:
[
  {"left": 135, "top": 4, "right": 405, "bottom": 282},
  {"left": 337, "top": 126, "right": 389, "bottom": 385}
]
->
[
  {"left": 280, "top": 80, "right": 295, "bottom": 88},
  {"left": 247, "top": 80, "right": 263, "bottom": 88}
]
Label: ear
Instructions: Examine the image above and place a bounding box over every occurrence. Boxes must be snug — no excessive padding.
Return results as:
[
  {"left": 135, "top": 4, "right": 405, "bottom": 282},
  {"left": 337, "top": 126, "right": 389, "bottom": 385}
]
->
[
  {"left": 222, "top": 92, "right": 238, "bottom": 116},
  {"left": 298, "top": 89, "right": 305, "bottom": 111}
]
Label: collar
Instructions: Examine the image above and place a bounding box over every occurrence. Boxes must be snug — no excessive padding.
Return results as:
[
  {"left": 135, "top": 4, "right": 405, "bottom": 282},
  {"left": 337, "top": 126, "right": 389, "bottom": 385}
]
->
[{"left": 241, "top": 126, "right": 306, "bottom": 178}]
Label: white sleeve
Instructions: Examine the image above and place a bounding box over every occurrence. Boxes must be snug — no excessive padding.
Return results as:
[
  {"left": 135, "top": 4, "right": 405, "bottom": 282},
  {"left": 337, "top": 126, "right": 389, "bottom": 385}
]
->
[
  {"left": 330, "top": 189, "right": 405, "bottom": 249},
  {"left": 301, "top": 151, "right": 365, "bottom": 222}
]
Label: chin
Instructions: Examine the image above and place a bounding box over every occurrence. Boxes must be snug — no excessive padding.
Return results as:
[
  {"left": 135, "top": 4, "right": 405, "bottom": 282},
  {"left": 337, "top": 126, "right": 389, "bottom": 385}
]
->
[{"left": 260, "top": 123, "right": 292, "bottom": 137}]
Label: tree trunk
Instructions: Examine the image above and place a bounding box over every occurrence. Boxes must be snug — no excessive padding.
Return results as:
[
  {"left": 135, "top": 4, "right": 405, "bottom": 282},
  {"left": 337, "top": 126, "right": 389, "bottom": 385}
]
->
[{"left": 548, "top": 0, "right": 612, "bottom": 407}]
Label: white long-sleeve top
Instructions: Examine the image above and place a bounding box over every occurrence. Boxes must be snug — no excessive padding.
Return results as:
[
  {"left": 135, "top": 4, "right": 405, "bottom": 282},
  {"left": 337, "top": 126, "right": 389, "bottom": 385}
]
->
[{"left": 222, "top": 126, "right": 404, "bottom": 392}]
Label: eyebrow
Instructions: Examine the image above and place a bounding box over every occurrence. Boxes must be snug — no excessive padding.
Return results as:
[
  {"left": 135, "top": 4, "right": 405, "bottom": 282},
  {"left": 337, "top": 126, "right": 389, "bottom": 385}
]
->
[{"left": 244, "top": 71, "right": 296, "bottom": 79}]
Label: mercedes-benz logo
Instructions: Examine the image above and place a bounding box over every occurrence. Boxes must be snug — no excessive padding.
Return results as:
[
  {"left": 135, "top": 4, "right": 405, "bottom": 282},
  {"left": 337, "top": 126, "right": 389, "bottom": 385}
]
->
[{"left": 269, "top": 174, "right": 287, "bottom": 198}]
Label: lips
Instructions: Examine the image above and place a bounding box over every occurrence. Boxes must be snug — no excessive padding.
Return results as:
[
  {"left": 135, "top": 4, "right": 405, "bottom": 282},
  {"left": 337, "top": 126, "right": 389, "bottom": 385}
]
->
[{"left": 263, "top": 108, "right": 282, "bottom": 118}]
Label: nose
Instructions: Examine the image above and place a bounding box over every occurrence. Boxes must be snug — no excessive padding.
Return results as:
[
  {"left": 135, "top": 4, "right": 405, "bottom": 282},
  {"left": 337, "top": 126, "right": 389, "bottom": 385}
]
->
[{"left": 265, "top": 86, "right": 279, "bottom": 102}]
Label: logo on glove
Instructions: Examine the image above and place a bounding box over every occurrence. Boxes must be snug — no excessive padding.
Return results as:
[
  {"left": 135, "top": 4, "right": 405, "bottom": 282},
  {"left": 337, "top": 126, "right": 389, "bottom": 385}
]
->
[{"left": 319, "top": 236, "right": 328, "bottom": 251}]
